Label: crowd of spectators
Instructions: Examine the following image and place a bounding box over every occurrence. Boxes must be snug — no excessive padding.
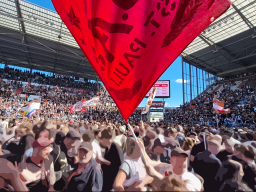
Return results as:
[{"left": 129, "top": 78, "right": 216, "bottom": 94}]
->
[
  {"left": 0, "top": 114, "right": 255, "bottom": 191},
  {"left": 1, "top": 67, "right": 256, "bottom": 130},
  {"left": 0, "top": 73, "right": 143, "bottom": 123},
  {"left": 0, "top": 68, "right": 255, "bottom": 191},
  {"left": 164, "top": 79, "right": 256, "bottom": 129},
  {"left": 0, "top": 67, "right": 100, "bottom": 92}
]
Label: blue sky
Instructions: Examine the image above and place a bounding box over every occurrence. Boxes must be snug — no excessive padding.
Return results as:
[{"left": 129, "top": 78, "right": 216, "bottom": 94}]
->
[{"left": 17, "top": 0, "right": 184, "bottom": 107}]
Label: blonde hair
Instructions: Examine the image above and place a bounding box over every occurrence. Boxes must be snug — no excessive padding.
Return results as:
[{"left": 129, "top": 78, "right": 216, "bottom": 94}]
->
[
  {"left": 157, "top": 176, "right": 186, "bottom": 191},
  {"left": 182, "top": 137, "right": 195, "bottom": 151},
  {"left": 235, "top": 144, "right": 255, "bottom": 160},
  {"left": 60, "top": 127, "right": 69, "bottom": 135}
]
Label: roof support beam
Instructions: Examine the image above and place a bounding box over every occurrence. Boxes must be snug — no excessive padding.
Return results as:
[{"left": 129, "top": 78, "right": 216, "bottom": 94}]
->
[
  {"left": 203, "top": 44, "right": 256, "bottom": 70},
  {"left": 217, "top": 63, "right": 256, "bottom": 76},
  {"left": 203, "top": 1, "right": 256, "bottom": 33},
  {"left": 15, "top": 0, "right": 33, "bottom": 70},
  {"left": 0, "top": 44, "right": 92, "bottom": 68},
  {"left": 213, "top": 52, "right": 256, "bottom": 68},
  {"left": 186, "top": 40, "right": 256, "bottom": 66},
  {"left": 183, "top": 52, "right": 219, "bottom": 73},
  {"left": 199, "top": 34, "right": 246, "bottom": 69},
  {"left": 0, "top": 11, "right": 72, "bottom": 38},
  {"left": 232, "top": 4, "right": 255, "bottom": 31},
  {"left": 185, "top": 34, "right": 253, "bottom": 62},
  {"left": 0, "top": 56, "right": 29, "bottom": 67},
  {"left": 0, "top": 46, "right": 96, "bottom": 74},
  {"left": 0, "top": 53, "right": 96, "bottom": 79},
  {"left": 198, "top": 35, "right": 217, "bottom": 53},
  {"left": 54, "top": 22, "right": 63, "bottom": 73},
  {"left": 0, "top": 36, "right": 91, "bottom": 65}
]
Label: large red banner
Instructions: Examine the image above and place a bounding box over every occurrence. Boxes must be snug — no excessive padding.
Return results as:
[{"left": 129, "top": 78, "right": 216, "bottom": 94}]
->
[{"left": 52, "top": 0, "right": 231, "bottom": 120}]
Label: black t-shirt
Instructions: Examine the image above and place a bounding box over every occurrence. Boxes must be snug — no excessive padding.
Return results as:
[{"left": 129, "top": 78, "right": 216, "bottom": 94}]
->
[
  {"left": 216, "top": 150, "right": 232, "bottom": 162},
  {"left": 102, "top": 143, "right": 124, "bottom": 191},
  {"left": 191, "top": 141, "right": 205, "bottom": 157},
  {"left": 192, "top": 150, "right": 222, "bottom": 192}
]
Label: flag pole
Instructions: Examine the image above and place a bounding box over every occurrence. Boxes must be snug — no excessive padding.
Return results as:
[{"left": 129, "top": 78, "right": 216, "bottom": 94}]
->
[{"left": 126, "top": 120, "right": 137, "bottom": 140}]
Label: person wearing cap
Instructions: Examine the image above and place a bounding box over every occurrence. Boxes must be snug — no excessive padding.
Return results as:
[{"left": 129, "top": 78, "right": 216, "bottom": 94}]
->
[
  {"left": 100, "top": 129, "right": 124, "bottom": 191},
  {"left": 113, "top": 126, "right": 127, "bottom": 153},
  {"left": 64, "top": 141, "right": 103, "bottom": 192},
  {"left": 136, "top": 141, "right": 203, "bottom": 191},
  {"left": 0, "top": 132, "right": 55, "bottom": 192},
  {"left": 167, "top": 148, "right": 203, "bottom": 191},
  {"left": 51, "top": 128, "right": 81, "bottom": 191}
]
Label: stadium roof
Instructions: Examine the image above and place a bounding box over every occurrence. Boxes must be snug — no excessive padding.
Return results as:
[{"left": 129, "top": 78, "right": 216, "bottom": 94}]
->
[
  {"left": 0, "top": 0, "right": 255, "bottom": 79},
  {"left": 182, "top": 0, "right": 256, "bottom": 77},
  {"left": 0, "top": 0, "right": 97, "bottom": 80}
]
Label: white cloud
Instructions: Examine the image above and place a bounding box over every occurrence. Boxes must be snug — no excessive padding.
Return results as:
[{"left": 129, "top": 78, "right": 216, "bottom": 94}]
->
[
  {"left": 175, "top": 79, "right": 189, "bottom": 84},
  {"left": 165, "top": 103, "right": 169, "bottom": 106}
]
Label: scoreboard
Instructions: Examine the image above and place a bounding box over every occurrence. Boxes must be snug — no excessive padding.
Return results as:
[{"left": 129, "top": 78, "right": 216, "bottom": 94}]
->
[{"left": 145, "top": 80, "right": 170, "bottom": 98}]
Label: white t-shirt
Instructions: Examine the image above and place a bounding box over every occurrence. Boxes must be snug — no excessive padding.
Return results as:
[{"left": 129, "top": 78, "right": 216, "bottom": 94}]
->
[
  {"left": 121, "top": 154, "right": 147, "bottom": 187},
  {"left": 19, "top": 162, "right": 42, "bottom": 185},
  {"left": 167, "top": 169, "right": 202, "bottom": 191},
  {"left": 92, "top": 139, "right": 102, "bottom": 159},
  {"left": 18, "top": 158, "right": 53, "bottom": 185}
]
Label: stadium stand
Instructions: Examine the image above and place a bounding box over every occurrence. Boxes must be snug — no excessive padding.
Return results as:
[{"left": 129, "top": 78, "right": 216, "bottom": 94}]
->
[{"left": 0, "top": 0, "right": 256, "bottom": 191}]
